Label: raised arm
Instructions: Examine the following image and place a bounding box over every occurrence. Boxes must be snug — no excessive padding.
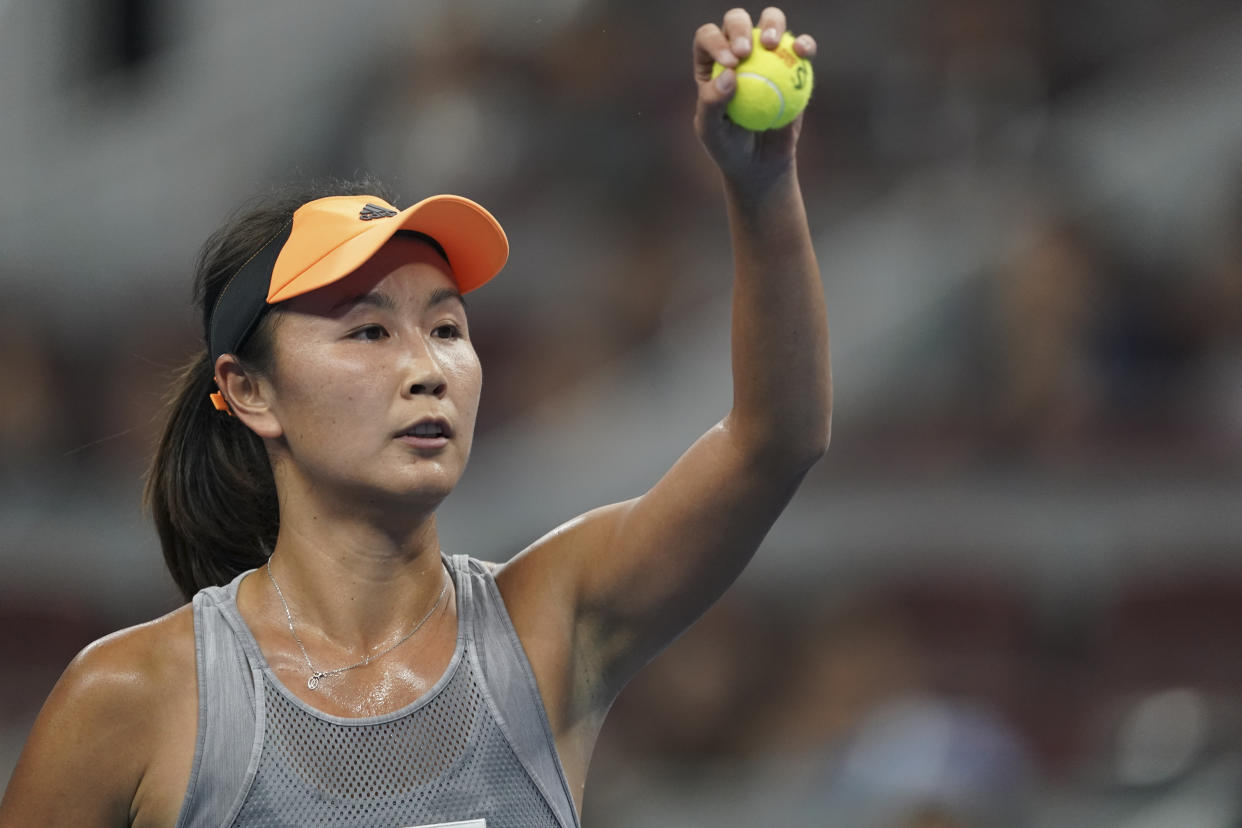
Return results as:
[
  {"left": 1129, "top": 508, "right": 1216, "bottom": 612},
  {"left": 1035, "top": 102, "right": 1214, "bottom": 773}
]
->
[{"left": 497, "top": 4, "right": 830, "bottom": 778}]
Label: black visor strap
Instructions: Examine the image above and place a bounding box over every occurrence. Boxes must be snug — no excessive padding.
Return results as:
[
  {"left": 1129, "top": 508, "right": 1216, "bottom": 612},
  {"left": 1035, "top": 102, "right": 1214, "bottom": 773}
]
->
[{"left": 207, "top": 220, "right": 293, "bottom": 364}]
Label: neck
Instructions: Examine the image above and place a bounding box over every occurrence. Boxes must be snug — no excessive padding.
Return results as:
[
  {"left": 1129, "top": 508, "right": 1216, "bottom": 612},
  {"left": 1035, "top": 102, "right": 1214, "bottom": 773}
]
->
[{"left": 266, "top": 491, "right": 448, "bottom": 651}]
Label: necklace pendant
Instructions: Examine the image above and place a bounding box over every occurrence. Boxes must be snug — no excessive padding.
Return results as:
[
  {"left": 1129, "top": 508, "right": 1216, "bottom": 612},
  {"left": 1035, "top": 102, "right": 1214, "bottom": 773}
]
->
[{"left": 308, "top": 673, "right": 324, "bottom": 691}]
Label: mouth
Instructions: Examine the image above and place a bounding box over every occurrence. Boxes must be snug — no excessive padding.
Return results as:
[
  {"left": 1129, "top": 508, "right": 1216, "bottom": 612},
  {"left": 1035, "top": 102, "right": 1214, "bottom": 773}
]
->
[{"left": 395, "top": 417, "right": 454, "bottom": 445}]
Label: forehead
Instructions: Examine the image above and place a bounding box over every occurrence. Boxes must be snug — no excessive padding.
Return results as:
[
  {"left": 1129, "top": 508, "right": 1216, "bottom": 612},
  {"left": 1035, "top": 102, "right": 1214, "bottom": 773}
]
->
[{"left": 283, "top": 236, "right": 460, "bottom": 316}]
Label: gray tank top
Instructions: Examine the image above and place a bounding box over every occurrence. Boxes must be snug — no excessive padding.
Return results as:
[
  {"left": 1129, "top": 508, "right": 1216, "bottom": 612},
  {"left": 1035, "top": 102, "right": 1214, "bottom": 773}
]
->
[{"left": 175, "top": 554, "right": 579, "bottom": 828}]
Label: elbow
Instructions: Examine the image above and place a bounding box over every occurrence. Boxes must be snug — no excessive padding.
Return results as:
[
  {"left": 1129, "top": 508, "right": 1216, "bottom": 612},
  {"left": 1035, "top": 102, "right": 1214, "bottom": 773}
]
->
[
  {"left": 795, "top": 417, "right": 832, "bottom": 471},
  {"left": 793, "top": 399, "right": 833, "bottom": 469},
  {"left": 769, "top": 436, "right": 828, "bottom": 480},
  {"left": 784, "top": 389, "right": 833, "bottom": 471},
  {"left": 739, "top": 413, "right": 831, "bottom": 477},
  {"left": 815, "top": 417, "right": 833, "bottom": 460}
]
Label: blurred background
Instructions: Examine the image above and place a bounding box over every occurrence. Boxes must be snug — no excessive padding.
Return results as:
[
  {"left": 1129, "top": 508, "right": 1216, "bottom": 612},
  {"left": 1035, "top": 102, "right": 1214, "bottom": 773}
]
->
[{"left": 2, "top": 0, "right": 1241, "bottom": 824}]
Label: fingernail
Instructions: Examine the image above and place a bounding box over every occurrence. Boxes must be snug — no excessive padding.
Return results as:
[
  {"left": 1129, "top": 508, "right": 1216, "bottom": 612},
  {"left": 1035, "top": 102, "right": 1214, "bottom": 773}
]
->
[
  {"left": 715, "top": 70, "right": 734, "bottom": 93},
  {"left": 763, "top": 27, "right": 778, "bottom": 44},
  {"left": 717, "top": 49, "right": 735, "bottom": 65},
  {"left": 733, "top": 36, "right": 749, "bottom": 53}
]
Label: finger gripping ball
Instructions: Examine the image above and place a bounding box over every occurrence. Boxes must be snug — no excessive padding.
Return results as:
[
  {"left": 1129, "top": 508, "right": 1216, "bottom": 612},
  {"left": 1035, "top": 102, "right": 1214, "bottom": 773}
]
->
[{"left": 712, "top": 29, "right": 813, "bottom": 131}]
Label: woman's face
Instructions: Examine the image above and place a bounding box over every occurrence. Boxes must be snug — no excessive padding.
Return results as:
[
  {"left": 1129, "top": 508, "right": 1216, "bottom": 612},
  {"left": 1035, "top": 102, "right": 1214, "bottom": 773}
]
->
[{"left": 259, "top": 236, "right": 481, "bottom": 509}]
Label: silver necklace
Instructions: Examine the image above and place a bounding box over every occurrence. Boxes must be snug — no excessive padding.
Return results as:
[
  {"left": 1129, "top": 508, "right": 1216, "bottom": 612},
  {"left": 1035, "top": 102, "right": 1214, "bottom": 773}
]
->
[{"left": 266, "top": 559, "right": 449, "bottom": 691}]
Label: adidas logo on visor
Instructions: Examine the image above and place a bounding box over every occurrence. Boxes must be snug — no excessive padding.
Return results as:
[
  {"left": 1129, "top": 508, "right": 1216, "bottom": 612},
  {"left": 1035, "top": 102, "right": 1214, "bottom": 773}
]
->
[{"left": 359, "top": 203, "right": 398, "bottom": 220}]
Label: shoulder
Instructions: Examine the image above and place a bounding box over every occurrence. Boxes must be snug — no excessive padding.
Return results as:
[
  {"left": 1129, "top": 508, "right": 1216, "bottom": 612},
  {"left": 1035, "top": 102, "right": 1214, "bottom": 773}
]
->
[
  {"left": 49, "top": 603, "right": 198, "bottom": 758},
  {"left": 69, "top": 603, "right": 197, "bottom": 705},
  {"left": 0, "top": 604, "right": 198, "bottom": 824},
  {"left": 493, "top": 500, "right": 635, "bottom": 605}
]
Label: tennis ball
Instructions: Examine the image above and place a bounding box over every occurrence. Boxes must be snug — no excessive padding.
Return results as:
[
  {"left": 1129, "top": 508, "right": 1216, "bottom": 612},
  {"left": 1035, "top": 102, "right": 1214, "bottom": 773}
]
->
[{"left": 711, "top": 29, "right": 814, "bottom": 131}]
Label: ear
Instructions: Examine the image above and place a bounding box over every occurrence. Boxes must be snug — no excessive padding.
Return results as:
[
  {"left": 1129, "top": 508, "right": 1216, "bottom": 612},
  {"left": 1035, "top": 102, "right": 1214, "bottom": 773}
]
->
[{"left": 214, "top": 354, "right": 283, "bottom": 439}]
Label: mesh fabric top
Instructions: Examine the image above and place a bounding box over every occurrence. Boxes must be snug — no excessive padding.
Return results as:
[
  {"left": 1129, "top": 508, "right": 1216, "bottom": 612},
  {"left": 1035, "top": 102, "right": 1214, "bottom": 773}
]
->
[{"left": 177, "top": 555, "right": 578, "bottom": 828}]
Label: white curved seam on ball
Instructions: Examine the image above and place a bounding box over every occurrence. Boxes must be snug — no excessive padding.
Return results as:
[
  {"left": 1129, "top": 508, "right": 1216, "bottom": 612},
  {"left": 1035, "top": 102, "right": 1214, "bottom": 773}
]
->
[{"left": 736, "top": 72, "right": 785, "bottom": 128}]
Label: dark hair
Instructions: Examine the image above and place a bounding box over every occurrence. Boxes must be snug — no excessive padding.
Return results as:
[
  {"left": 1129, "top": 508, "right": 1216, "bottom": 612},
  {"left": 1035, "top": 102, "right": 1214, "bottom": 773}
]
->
[{"left": 146, "top": 176, "right": 395, "bottom": 600}]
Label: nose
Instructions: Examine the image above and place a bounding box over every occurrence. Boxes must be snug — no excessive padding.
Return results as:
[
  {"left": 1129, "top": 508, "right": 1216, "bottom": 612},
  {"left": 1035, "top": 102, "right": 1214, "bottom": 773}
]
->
[{"left": 403, "top": 334, "right": 448, "bottom": 399}]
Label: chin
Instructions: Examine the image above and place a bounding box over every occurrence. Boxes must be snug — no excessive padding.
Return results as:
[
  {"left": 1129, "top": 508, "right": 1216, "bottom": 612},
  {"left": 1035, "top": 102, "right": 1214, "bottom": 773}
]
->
[
  {"left": 353, "top": 483, "right": 452, "bottom": 519},
  {"left": 337, "top": 451, "right": 468, "bottom": 513},
  {"left": 385, "top": 467, "right": 462, "bottom": 507}
]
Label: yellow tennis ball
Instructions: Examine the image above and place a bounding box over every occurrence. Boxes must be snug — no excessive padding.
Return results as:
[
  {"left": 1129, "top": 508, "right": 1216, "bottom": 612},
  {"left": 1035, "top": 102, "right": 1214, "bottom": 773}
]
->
[{"left": 711, "top": 29, "right": 814, "bottom": 131}]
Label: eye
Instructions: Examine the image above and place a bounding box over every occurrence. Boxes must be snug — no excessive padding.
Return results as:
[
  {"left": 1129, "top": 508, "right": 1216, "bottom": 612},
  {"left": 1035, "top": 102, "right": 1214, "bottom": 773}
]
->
[
  {"left": 348, "top": 324, "right": 389, "bottom": 341},
  {"left": 432, "top": 323, "right": 463, "bottom": 340}
]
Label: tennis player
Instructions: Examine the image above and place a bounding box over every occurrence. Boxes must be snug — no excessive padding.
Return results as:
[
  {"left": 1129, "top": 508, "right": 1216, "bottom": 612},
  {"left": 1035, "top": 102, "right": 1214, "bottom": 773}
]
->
[{"left": 0, "top": 7, "right": 828, "bottom": 826}]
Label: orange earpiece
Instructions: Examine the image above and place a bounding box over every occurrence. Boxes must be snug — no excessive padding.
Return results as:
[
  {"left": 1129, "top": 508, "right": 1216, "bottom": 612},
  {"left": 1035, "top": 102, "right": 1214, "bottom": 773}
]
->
[{"left": 209, "top": 389, "right": 234, "bottom": 416}]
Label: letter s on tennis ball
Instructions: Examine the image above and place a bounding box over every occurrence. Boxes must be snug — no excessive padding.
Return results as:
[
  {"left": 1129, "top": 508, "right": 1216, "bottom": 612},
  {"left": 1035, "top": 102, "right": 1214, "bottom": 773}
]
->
[{"left": 711, "top": 29, "right": 814, "bottom": 131}]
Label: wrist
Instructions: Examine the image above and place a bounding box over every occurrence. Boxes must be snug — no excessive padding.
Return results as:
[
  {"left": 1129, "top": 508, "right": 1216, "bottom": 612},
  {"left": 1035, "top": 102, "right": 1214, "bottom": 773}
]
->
[{"left": 723, "top": 164, "right": 800, "bottom": 214}]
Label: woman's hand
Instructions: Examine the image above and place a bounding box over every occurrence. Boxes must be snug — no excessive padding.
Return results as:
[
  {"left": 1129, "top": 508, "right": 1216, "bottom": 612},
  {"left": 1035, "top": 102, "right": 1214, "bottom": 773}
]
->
[{"left": 693, "top": 7, "right": 817, "bottom": 189}]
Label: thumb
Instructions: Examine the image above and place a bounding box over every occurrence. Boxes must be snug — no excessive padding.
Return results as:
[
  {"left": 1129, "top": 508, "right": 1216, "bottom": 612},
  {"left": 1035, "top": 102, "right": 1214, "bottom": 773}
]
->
[
  {"left": 700, "top": 67, "right": 736, "bottom": 110},
  {"left": 696, "top": 68, "right": 736, "bottom": 136}
]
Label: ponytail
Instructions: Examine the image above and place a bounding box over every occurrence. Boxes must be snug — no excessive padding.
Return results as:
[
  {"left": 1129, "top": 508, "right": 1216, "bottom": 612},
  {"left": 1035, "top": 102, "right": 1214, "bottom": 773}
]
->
[
  {"left": 145, "top": 348, "right": 278, "bottom": 600},
  {"left": 146, "top": 176, "right": 394, "bottom": 600}
]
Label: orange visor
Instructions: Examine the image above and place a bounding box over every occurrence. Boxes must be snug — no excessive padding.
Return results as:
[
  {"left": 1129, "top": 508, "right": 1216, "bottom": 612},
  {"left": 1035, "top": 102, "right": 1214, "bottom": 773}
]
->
[{"left": 207, "top": 193, "right": 507, "bottom": 365}]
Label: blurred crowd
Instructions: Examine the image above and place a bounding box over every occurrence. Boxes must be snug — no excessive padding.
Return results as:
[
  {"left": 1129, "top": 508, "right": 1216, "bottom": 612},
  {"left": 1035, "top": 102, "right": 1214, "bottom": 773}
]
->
[{"left": 3, "top": 0, "right": 1242, "bottom": 824}]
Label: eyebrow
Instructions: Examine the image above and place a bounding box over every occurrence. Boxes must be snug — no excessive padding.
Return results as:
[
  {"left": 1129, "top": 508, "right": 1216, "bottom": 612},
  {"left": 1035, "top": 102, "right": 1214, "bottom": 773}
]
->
[
  {"left": 428, "top": 287, "right": 466, "bottom": 311},
  {"left": 332, "top": 291, "right": 398, "bottom": 314},
  {"left": 331, "top": 287, "right": 465, "bottom": 314}
]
